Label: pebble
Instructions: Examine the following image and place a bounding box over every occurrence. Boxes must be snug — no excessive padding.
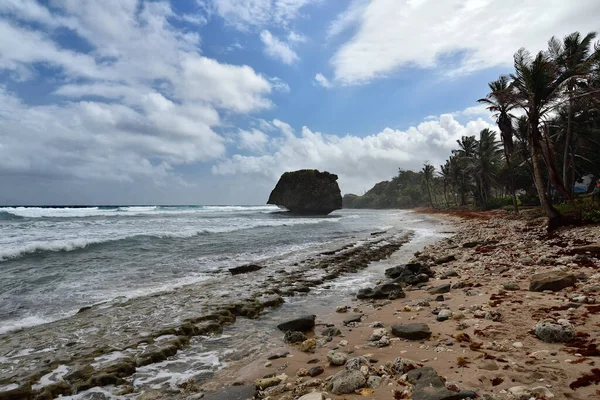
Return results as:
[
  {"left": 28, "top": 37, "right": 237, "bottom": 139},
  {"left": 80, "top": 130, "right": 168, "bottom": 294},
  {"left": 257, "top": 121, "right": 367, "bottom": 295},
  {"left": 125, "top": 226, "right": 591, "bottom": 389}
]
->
[{"left": 264, "top": 361, "right": 272, "bottom": 367}]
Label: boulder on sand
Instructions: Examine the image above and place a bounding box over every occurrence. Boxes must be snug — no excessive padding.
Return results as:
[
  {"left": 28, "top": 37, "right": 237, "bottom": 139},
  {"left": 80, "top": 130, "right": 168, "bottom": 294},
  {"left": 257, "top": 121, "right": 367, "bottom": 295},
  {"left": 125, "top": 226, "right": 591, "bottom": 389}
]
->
[
  {"left": 529, "top": 271, "right": 576, "bottom": 292},
  {"left": 267, "top": 170, "right": 342, "bottom": 215},
  {"left": 391, "top": 323, "right": 432, "bottom": 340},
  {"left": 277, "top": 315, "right": 316, "bottom": 332},
  {"left": 406, "top": 367, "right": 461, "bottom": 400}
]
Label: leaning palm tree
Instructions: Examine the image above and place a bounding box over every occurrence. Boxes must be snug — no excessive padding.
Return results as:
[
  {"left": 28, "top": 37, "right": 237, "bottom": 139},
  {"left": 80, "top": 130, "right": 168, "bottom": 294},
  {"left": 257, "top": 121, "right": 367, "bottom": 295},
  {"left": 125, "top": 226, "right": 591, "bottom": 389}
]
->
[
  {"left": 478, "top": 75, "right": 519, "bottom": 213},
  {"left": 547, "top": 31, "right": 599, "bottom": 193},
  {"left": 422, "top": 162, "right": 435, "bottom": 208},
  {"left": 509, "top": 48, "right": 574, "bottom": 228}
]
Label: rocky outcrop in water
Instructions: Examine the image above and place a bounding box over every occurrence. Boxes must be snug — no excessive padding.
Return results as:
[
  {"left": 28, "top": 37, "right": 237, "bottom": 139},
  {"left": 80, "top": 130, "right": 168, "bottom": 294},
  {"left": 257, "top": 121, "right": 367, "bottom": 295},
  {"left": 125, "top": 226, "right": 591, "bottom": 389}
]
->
[{"left": 267, "top": 170, "right": 342, "bottom": 215}]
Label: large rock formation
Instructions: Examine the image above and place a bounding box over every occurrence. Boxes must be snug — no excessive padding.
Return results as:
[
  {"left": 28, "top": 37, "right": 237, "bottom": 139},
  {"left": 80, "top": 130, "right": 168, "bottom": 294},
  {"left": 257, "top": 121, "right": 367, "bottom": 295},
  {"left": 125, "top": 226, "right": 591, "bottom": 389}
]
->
[{"left": 267, "top": 170, "right": 342, "bottom": 215}]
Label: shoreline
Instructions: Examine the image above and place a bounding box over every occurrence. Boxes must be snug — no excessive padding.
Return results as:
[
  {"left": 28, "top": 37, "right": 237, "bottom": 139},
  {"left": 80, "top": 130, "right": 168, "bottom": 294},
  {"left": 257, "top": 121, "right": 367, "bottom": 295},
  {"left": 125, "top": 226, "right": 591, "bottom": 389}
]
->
[
  {"left": 209, "top": 211, "right": 600, "bottom": 400},
  {"left": 0, "top": 211, "right": 449, "bottom": 400}
]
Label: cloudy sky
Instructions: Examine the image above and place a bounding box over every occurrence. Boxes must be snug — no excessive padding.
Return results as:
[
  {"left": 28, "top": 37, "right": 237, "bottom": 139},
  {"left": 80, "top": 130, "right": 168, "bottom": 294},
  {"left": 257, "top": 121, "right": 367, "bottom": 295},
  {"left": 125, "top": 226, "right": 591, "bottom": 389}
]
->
[{"left": 1, "top": 0, "right": 598, "bottom": 205}]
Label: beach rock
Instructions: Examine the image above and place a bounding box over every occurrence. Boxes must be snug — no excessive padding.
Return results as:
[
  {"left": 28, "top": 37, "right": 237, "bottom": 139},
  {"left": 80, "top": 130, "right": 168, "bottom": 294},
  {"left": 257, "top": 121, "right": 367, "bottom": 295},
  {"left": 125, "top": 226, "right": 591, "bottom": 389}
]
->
[
  {"left": 529, "top": 271, "right": 576, "bottom": 292},
  {"left": 228, "top": 264, "right": 262, "bottom": 275},
  {"left": 335, "top": 305, "right": 349, "bottom": 313},
  {"left": 267, "top": 170, "right": 342, "bottom": 215},
  {"left": 204, "top": 384, "right": 256, "bottom": 400},
  {"left": 308, "top": 366, "right": 324, "bottom": 377},
  {"left": 343, "top": 314, "right": 362, "bottom": 325},
  {"left": 298, "top": 393, "right": 325, "bottom": 400},
  {"left": 345, "top": 356, "right": 368, "bottom": 371},
  {"left": 406, "top": 367, "right": 461, "bottom": 400},
  {"left": 328, "top": 369, "right": 366, "bottom": 394},
  {"left": 284, "top": 331, "right": 307, "bottom": 343},
  {"left": 327, "top": 351, "right": 347, "bottom": 366},
  {"left": 300, "top": 339, "right": 317, "bottom": 353},
  {"left": 503, "top": 282, "right": 520, "bottom": 291},
  {"left": 459, "top": 390, "right": 478, "bottom": 399},
  {"left": 373, "top": 283, "right": 405, "bottom": 299},
  {"left": 478, "top": 359, "right": 499, "bottom": 371},
  {"left": 571, "top": 242, "right": 600, "bottom": 255},
  {"left": 393, "top": 358, "right": 423, "bottom": 374},
  {"left": 435, "top": 255, "right": 456, "bottom": 265},
  {"left": 277, "top": 315, "right": 316, "bottom": 332},
  {"left": 356, "top": 288, "right": 375, "bottom": 299},
  {"left": 427, "top": 284, "right": 451, "bottom": 294},
  {"left": 257, "top": 294, "right": 284, "bottom": 308},
  {"left": 385, "top": 263, "right": 433, "bottom": 285},
  {"left": 321, "top": 326, "right": 341, "bottom": 337},
  {"left": 255, "top": 376, "right": 281, "bottom": 390},
  {"left": 367, "top": 375, "right": 382, "bottom": 389},
  {"left": 391, "top": 323, "right": 432, "bottom": 340},
  {"left": 441, "top": 270, "right": 459, "bottom": 278},
  {"left": 437, "top": 309, "right": 453, "bottom": 321},
  {"left": 533, "top": 319, "right": 575, "bottom": 343}
]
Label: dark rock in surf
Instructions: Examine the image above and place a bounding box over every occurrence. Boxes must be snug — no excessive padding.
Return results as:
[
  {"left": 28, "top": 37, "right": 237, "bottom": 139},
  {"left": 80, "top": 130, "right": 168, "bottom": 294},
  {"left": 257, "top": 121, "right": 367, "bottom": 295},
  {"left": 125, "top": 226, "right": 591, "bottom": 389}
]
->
[
  {"left": 277, "top": 315, "right": 316, "bottom": 332},
  {"left": 267, "top": 170, "right": 342, "bottom": 215},
  {"left": 229, "top": 264, "right": 262, "bottom": 275}
]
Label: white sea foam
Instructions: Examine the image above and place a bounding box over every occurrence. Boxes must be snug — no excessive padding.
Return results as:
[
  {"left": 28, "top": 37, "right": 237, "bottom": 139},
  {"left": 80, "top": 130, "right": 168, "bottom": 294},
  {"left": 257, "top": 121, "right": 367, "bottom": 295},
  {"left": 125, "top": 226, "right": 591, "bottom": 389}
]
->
[
  {"left": 0, "top": 215, "right": 341, "bottom": 261},
  {"left": 0, "top": 316, "right": 52, "bottom": 335},
  {"left": 32, "top": 365, "right": 70, "bottom": 390},
  {"left": 0, "top": 205, "right": 280, "bottom": 218}
]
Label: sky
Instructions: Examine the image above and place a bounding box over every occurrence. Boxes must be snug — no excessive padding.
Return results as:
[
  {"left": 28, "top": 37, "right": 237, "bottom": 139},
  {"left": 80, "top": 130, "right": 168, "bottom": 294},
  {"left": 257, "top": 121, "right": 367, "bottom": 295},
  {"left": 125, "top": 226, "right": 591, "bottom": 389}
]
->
[{"left": 0, "top": 0, "right": 599, "bottom": 205}]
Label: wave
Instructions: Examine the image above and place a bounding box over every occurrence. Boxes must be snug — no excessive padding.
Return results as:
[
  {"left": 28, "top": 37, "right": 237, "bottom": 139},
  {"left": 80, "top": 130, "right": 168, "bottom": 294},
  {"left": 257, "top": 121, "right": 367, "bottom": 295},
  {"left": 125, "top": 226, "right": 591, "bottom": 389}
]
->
[
  {"left": 0, "top": 211, "right": 24, "bottom": 221},
  {"left": 0, "top": 205, "right": 280, "bottom": 219},
  {"left": 0, "top": 216, "right": 342, "bottom": 262}
]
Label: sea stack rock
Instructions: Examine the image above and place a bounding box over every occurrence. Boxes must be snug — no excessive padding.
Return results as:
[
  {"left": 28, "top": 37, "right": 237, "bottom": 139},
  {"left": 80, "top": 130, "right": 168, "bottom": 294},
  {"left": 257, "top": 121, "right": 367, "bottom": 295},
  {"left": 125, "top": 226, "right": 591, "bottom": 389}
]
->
[{"left": 267, "top": 169, "right": 342, "bottom": 215}]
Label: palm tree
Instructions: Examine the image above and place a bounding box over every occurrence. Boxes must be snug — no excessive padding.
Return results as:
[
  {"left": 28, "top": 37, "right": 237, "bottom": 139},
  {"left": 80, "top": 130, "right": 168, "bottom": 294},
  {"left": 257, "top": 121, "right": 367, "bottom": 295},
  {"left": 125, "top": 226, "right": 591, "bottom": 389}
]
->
[
  {"left": 478, "top": 75, "right": 519, "bottom": 213},
  {"left": 547, "top": 31, "right": 599, "bottom": 192},
  {"left": 422, "top": 162, "right": 435, "bottom": 208},
  {"left": 509, "top": 48, "right": 574, "bottom": 227},
  {"left": 439, "top": 161, "right": 452, "bottom": 207},
  {"left": 473, "top": 129, "right": 503, "bottom": 209},
  {"left": 453, "top": 136, "right": 477, "bottom": 205}
]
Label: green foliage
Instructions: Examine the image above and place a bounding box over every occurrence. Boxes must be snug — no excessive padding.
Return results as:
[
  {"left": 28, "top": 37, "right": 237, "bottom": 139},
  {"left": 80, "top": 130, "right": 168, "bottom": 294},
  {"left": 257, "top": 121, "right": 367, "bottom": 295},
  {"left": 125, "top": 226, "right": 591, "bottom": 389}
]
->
[{"left": 487, "top": 196, "right": 518, "bottom": 210}]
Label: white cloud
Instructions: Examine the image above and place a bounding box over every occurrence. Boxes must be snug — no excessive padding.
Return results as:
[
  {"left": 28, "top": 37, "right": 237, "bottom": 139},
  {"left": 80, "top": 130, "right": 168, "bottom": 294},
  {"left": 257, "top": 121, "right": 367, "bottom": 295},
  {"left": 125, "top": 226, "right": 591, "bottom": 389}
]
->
[
  {"left": 268, "top": 77, "right": 291, "bottom": 93},
  {"left": 238, "top": 128, "right": 269, "bottom": 152},
  {"left": 326, "top": 0, "right": 367, "bottom": 39},
  {"left": 330, "top": 0, "right": 600, "bottom": 84},
  {"left": 260, "top": 30, "right": 299, "bottom": 65},
  {"left": 314, "top": 73, "right": 332, "bottom": 88},
  {"left": 287, "top": 31, "right": 307, "bottom": 43},
  {"left": 212, "top": 111, "right": 493, "bottom": 194},
  {"left": 210, "top": 0, "right": 317, "bottom": 30},
  {"left": 0, "top": 0, "right": 279, "bottom": 186}
]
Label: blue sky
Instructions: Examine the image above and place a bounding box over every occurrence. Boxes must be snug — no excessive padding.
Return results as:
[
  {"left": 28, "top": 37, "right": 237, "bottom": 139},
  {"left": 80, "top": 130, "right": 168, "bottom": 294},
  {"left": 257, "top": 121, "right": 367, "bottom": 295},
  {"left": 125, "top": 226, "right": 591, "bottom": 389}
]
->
[{"left": 0, "top": 0, "right": 599, "bottom": 205}]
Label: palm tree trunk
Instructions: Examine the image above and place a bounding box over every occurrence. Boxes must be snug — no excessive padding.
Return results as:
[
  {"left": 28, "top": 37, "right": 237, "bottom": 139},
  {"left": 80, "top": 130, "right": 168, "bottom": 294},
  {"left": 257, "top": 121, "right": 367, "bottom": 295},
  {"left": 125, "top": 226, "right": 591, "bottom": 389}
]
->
[
  {"left": 504, "top": 150, "right": 519, "bottom": 214},
  {"left": 530, "top": 130, "right": 562, "bottom": 229},
  {"left": 562, "top": 87, "right": 574, "bottom": 193},
  {"left": 426, "top": 181, "right": 434, "bottom": 208}
]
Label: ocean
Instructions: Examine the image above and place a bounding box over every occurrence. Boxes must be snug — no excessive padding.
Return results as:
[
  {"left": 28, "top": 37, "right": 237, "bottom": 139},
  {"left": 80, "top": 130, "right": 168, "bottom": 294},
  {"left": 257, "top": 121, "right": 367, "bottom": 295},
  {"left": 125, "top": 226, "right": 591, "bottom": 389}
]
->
[{"left": 0, "top": 206, "right": 449, "bottom": 398}]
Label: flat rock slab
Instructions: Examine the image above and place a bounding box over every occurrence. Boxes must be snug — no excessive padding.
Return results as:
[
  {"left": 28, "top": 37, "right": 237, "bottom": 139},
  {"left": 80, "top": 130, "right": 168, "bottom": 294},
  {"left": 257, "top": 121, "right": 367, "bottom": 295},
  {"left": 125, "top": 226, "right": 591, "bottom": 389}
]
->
[
  {"left": 277, "top": 315, "right": 316, "bottom": 332},
  {"left": 391, "top": 323, "right": 432, "bottom": 340},
  {"left": 529, "top": 271, "right": 576, "bottom": 292},
  {"left": 434, "top": 255, "right": 456, "bottom": 265},
  {"left": 571, "top": 243, "right": 600, "bottom": 255},
  {"left": 203, "top": 385, "right": 256, "bottom": 400},
  {"left": 427, "top": 284, "right": 451, "bottom": 294},
  {"left": 343, "top": 314, "right": 363, "bottom": 325}
]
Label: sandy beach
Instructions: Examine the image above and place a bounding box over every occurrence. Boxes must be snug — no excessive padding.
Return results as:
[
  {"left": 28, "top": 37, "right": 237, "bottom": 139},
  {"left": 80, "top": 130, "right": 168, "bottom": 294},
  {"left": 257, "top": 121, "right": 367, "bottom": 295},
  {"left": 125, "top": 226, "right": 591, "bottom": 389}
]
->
[{"left": 200, "top": 210, "right": 600, "bottom": 400}]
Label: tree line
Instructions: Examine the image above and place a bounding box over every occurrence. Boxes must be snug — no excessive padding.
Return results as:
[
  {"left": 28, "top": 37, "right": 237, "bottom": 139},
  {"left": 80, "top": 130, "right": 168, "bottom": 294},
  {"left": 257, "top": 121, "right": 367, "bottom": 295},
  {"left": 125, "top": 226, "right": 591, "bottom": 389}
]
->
[{"left": 344, "top": 30, "right": 600, "bottom": 228}]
